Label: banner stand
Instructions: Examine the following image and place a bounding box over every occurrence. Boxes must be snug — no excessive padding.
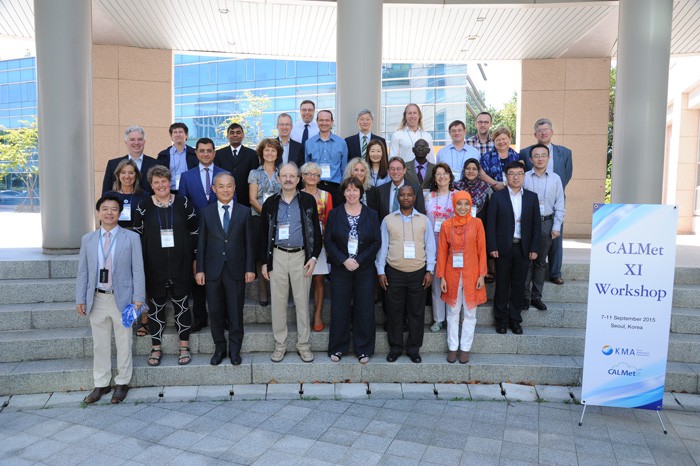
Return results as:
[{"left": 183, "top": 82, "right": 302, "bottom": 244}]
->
[{"left": 578, "top": 404, "right": 668, "bottom": 434}]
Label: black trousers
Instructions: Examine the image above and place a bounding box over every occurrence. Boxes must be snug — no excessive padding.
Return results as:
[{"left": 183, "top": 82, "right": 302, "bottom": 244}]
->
[
  {"left": 493, "top": 242, "right": 530, "bottom": 326},
  {"left": 328, "top": 265, "right": 376, "bottom": 357},
  {"left": 191, "top": 281, "right": 207, "bottom": 324},
  {"left": 385, "top": 265, "right": 427, "bottom": 354},
  {"left": 206, "top": 266, "right": 245, "bottom": 356}
]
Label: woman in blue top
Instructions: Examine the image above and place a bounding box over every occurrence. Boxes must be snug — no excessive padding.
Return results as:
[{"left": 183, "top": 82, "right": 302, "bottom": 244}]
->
[{"left": 479, "top": 126, "right": 520, "bottom": 192}]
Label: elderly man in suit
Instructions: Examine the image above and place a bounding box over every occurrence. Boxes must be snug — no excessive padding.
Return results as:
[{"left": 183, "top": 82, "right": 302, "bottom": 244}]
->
[
  {"left": 102, "top": 126, "right": 162, "bottom": 194},
  {"left": 76, "top": 194, "right": 145, "bottom": 404},
  {"left": 276, "top": 113, "right": 305, "bottom": 166},
  {"left": 345, "top": 109, "right": 387, "bottom": 161},
  {"left": 519, "top": 118, "right": 573, "bottom": 285},
  {"left": 196, "top": 172, "right": 256, "bottom": 366},
  {"left": 213, "top": 123, "right": 259, "bottom": 207},
  {"left": 487, "top": 161, "right": 541, "bottom": 335}
]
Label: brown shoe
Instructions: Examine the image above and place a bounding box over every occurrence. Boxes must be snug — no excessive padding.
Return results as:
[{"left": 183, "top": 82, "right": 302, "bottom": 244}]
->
[
  {"left": 447, "top": 351, "right": 458, "bottom": 363},
  {"left": 459, "top": 351, "right": 470, "bottom": 364},
  {"left": 84, "top": 386, "right": 111, "bottom": 404},
  {"left": 111, "top": 384, "right": 129, "bottom": 404},
  {"left": 550, "top": 277, "right": 565, "bottom": 285}
]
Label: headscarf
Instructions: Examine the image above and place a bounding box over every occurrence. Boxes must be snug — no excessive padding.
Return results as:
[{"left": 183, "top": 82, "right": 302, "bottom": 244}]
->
[
  {"left": 451, "top": 191, "right": 472, "bottom": 228},
  {"left": 454, "top": 158, "right": 489, "bottom": 213}
]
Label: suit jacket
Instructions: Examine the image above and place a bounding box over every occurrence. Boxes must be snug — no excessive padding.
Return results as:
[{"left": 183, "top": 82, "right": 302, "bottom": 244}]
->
[
  {"left": 373, "top": 178, "right": 426, "bottom": 222},
  {"left": 344, "top": 133, "right": 387, "bottom": 161},
  {"left": 324, "top": 204, "right": 381, "bottom": 270},
  {"left": 519, "top": 144, "right": 573, "bottom": 189},
  {"left": 279, "top": 138, "right": 305, "bottom": 167},
  {"left": 76, "top": 227, "right": 146, "bottom": 314},
  {"left": 102, "top": 155, "right": 162, "bottom": 195},
  {"left": 178, "top": 165, "right": 226, "bottom": 217},
  {"left": 156, "top": 145, "right": 198, "bottom": 172},
  {"left": 404, "top": 160, "right": 435, "bottom": 190},
  {"left": 213, "top": 145, "right": 259, "bottom": 207},
  {"left": 197, "top": 202, "right": 255, "bottom": 281},
  {"left": 486, "top": 188, "right": 541, "bottom": 257}
]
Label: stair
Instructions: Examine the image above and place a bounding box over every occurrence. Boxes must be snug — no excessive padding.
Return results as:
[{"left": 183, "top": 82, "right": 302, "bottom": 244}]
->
[{"left": 0, "top": 253, "right": 699, "bottom": 395}]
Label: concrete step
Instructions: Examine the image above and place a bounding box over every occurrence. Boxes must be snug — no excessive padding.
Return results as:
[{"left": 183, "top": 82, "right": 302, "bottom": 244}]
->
[
  {"left": 1, "top": 352, "right": 697, "bottom": 396},
  {"left": 3, "top": 324, "right": 698, "bottom": 365},
  {"left": 0, "top": 278, "right": 75, "bottom": 304}
]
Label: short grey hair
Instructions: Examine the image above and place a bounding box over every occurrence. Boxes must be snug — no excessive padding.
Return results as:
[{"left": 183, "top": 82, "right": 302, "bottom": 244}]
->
[
  {"left": 534, "top": 118, "right": 553, "bottom": 132},
  {"left": 277, "top": 113, "right": 293, "bottom": 124},
  {"left": 300, "top": 162, "right": 321, "bottom": 176},
  {"left": 278, "top": 161, "right": 301, "bottom": 177},
  {"left": 357, "top": 109, "right": 374, "bottom": 120},
  {"left": 124, "top": 125, "right": 146, "bottom": 140},
  {"left": 213, "top": 171, "right": 234, "bottom": 185}
]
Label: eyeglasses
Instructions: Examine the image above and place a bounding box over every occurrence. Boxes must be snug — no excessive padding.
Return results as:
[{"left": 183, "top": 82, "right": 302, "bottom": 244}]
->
[
  {"left": 506, "top": 172, "right": 524, "bottom": 178},
  {"left": 302, "top": 172, "right": 320, "bottom": 178},
  {"left": 435, "top": 173, "right": 451, "bottom": 178}
]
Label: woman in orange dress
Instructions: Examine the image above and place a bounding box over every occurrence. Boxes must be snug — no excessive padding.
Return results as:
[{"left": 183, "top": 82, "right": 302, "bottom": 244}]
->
[{"left": 436, "top": 191, "right": 487, "bottom": 364}]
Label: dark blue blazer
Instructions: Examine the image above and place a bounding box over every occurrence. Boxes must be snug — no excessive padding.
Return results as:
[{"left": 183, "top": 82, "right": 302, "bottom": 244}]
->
[
  {"left": 324, "top": 204, "right": 381, "bottom": 270},
  {"left": 486, "top": 187, "right": 541, "bottom": 257},
  {"left": 280, "top": 138, "right": 305, "bottom": 167},
  {"left": 196, "top": 201, "right": 255, "bottom": 281},
  {"left": 156, "top": 145, "right": 198, "bottom": 172},
  {"left": 178, "top": 165, "right": 226, "bottom": 217},
  {"left": 344, "top": 133, "right": 386, "bottom": 161},
  {"left": 519, "top": 144, "right": 573, "bottom": 189},
  {"left": 101, "top": 154, "right": 162, "bottom": 195}
]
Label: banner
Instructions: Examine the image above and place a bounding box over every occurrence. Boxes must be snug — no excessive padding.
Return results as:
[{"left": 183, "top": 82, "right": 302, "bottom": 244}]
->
[{"left": 581, "top": 204, "right": 677, "bottom": 410}]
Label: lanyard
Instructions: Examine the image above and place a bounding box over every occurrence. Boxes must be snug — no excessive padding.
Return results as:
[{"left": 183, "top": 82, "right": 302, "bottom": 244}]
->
[
  {"left": 99, "top": 229, "right": 117, "bottom": 263},
  {"left": 405, "top": 128, "right": 422, "bottom": 147},
  {"left": 156, "top": 204, "right": 174, "bottom": 230}
]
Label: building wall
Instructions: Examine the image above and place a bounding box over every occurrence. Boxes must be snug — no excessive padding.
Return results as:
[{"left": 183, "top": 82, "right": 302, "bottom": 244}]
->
[
  {"left": 518, "top": 58, "right": 611, "bottom": 238},
  {"left": 92, "top": 45, "right": 173, "bottom": 199}
]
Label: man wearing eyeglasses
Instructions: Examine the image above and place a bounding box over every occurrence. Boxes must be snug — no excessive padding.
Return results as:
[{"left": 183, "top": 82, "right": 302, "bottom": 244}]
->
[
  {"left": 486, "top": 161, "right": 541, "bottom": 335},
  {"left": 466, "top": 111, "right": 495, "bottom": 155}
]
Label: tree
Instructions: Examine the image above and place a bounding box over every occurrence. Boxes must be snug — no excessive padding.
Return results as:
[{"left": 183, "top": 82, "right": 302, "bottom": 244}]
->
[
  {"left": 489, "top": 92, "right": 518, "bottom": 141},
  {"left": 219, "top": 91, "right": 271, "bottom": 147},
  {"left": 606, "top": 67, "right": 616, "bottom": 203},
  {"left": 0, "top": 117, "right": 39, "bottom": 211}
]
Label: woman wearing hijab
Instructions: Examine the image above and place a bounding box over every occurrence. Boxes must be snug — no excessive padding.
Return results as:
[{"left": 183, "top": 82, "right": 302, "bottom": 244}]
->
[{"left": 435, "top": 191, "right": 487, "bottom": 364}]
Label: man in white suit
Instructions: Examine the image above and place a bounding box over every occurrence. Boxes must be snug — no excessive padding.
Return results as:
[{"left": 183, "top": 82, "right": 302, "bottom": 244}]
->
[{"left": 76, "top": 194, "right": 146, "bottom": 404}]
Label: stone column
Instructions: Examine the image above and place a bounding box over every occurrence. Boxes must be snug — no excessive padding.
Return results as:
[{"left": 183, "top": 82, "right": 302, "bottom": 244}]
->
[
  {"left": 611, "top": 0, "right": 672, "bottom": 204},
  {"left": 35, "top": 0, "right": 94, "bottom": 252},
  {"left": 336, "top": 0, "right": 383, "bottom": 137}
]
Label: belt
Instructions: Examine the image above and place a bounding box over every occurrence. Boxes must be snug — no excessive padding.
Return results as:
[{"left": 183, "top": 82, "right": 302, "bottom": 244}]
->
[
  {"left": 541, "top": 214, "right": 554, "bottom": 221},
  {"left": 512, "top": 238, "right": 521, "bottom": 243},
  {"left": 96, "top": 288, "right": 114, "bottom": 294},
  {"left": 275, "top": 245, "right": 304, "bottom": 253}
]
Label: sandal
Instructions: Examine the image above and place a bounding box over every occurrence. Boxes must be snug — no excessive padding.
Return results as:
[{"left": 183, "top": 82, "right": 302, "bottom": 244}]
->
[
  {"left": 148, "top": 348, "right": 162, "bottom": 367},
  {"left": 178, "top": 346, "right": 191, "bottom": 366},
  {"left": 330, "top": 352, "right": 342, "bottom": 362},
  {"left": 136, "top": 324, "right": 148, "bottom": 337},
  {"left": 313, "top": 321, "right": 324, "bottom": 332},
  {"left": 358, "top": 354, "right": 369, "bottom": 364}
]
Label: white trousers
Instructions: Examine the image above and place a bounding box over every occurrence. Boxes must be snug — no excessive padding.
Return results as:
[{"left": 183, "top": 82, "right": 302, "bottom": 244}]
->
[
  {"left": 89, "top": 292, "right": 133, "bottom": 387},
  {"left": 431, "top": 272, "right": 447, "bottom": 323},
  {"left": 446, "top": 277, "right": 477, "bottom": 352}
]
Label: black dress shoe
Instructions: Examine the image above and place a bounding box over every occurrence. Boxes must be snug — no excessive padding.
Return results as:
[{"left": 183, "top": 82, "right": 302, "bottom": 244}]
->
[
  {"left": 530, "top": 298, "right": 547, "bottom": 311},
  {"left": 386, "top": 352, "right": 400, "bottom": 363},
  {"left": 407, "top": 353, "right": 422, "bottom": 363},
  {"left": 510, "top": 324, "right": 523, "bottom": 335},
  {"left": 496, "top": 326, "right": 507, "bottom": 334},
  {"left": 111, "top": 385, "right": 129, "bottom": 404},
  {"left": 230, "top": 354, "right": 242, "bottom": 365},
  {"left": 84, "top": 386, "right": 111, "bottom": 404},
  {"left": 210, "top": 351, "right": 225, "bottom": 366}
]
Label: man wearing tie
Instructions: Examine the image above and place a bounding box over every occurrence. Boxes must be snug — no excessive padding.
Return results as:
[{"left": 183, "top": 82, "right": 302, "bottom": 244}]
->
[
  {"left": 178, "top": 138, "right": 226, "bottom": 333},
  {"left": 76, "top": 195, "right": 145, "bottom": 404},
  {"left": 213, "top": 123, "right": 259, "bottom": 207},
  {"left": 290, "top": 100, "right": 319, "bottom": 147},
  {"left": 405, "top": 139, "right": 435, "bottom": 191},
  {"left": 196, "top": 172, "right": 255, "bottom": 366},
  {"left": 374, "top": 156, "right": 426, "bottom": 222},
  {"left": 344, "top": 109, "right": 387, "bottom": 161}
]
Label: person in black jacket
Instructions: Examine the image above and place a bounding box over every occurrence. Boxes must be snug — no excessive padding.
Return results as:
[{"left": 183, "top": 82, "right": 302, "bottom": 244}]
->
[
  {"left": 213, "top": 123, "right": 259, "bottom": 207},
  {"left": 156, "top": 122, "right": 198, "bottom": 194},
  {"left": 259, "top": 163, "right": 322, "bottom": 363}
]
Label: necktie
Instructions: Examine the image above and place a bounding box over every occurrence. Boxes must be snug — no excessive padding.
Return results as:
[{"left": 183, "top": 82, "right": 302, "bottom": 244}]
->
[
  {"left": 392, "top": 187, "right": 399, "bottom": 212},
  {"left": 222, "top": 205, "right": 230, "bottom": 232},
  {"left": 361, "top": 135, "right": 368, "bottom": 157},
  {"left": 301, "top": 124, "right": 309, "bottom": 146},
  {"left": 232, "top": 148, "right": 238, "bottom": 158},
  {"left": 204, "top": 167, "right": 211, "bottom": 200},
  {"left": 103, "top": 231, "right": 113, "bottom": 290},
  {"left": 417, "top": 164, "right": 424, "bottom": 184}
]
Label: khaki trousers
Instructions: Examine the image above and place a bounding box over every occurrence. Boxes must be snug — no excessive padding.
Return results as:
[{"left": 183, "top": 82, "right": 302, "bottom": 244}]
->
[
  {"left": 89, "top": 292, "right": 133, "bottom": 387},
  {"left": 270, "top": 249, "right": 311, "bottom": 352}
]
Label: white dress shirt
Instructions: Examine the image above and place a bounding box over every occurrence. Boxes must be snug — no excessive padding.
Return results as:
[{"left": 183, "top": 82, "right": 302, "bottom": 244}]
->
[
  {"left": 290, "top": 120, "right": 319, "bottom": 144},
  {"left": 508, "top": 187, "right": 523, "bottom": 240},
  {"left": 389, "top": 128, "right": 434, "bottom": 163}
]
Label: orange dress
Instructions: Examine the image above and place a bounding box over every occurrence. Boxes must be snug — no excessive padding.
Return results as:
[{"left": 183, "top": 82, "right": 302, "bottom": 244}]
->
[{"left": 436, "top": 216, "right": 488, "bottom": 309}]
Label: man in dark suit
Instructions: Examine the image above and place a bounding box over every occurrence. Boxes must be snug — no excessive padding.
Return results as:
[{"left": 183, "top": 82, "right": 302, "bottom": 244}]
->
[
  {"left": 374, "top": 156, "right": 426, "bottom": 222},
  {"left": 102, "top": 126, "right": 162, "bottom": 194},
  {"left": 178, "top": 137, "right": 226, "bottom": 333},
  {"left": 519, "top": 118, "right": 573, "bottom": 285},
  {"left": 487, "top": 161, "right": 541, "bottom": 335},
  {"left": 277, "top": 113, "right": 304, "bottom": 166},
  {"left": 344, "top": 109, "right": 387, "bottom": 161},
  {"left": 195, "top": 172, "right": 255, "bottom": 366},
  {"left": 156, "top": 122, "right": 198, "bottom": 194},
  {"left": 213, "top": 123, "right": 259, "bottom": 207},
  {"left": 404, "top": 139, "right": 435, "bottom": 190}
]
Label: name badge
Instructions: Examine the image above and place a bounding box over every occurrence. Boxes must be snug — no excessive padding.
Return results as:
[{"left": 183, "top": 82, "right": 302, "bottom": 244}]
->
[
  {"left": 161, "top": 229, "right": 175, "bottom": 248},
  {"left": 120, "top": 203, "right": 131, "bottom": 221},
  {"left": 174, "top": 174, "right": 181, "bottom": 191},
  {"left": 278, "top": 223, "right": 290, "bottom": 240},
  {"left": 452, "top": 252, "right": 464, "bottom": 268},
  {"left": 422, "top": 189, "right": 430, "bottom": 199},
  {"left": 321, "top": 164, "right": 332, "bottom": 179},
  {"left": 539, "top": 202, "right": 545, "bottom": 216},
  {"left": 433, "top": 218, "right": 444, "bottom": 233},
  {"left": 348, "top": 236, "right": 358, "bottom": 256},
  {"left": 403, "top": 241, "right": 416, "bottom": 259},
  {"left": 471, "top": 206, "right": 477, "bottom": 218},
  {"left": 99, "top": 268, "right": 110, "bottom": 283}
]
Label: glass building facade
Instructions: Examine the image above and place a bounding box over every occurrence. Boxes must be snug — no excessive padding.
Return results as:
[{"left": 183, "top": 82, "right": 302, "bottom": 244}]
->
[
  {"left": 174, "top": 54, "right": 469, "bottom": 148},
  {"left": 0, "top": 57, "right": 37, "bottom": 129}
]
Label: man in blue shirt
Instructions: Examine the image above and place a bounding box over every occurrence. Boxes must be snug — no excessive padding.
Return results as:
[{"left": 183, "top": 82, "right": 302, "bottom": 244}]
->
[
  {"left": 304, "top": 110, "right": 348, "bottom": 202},
  {"left": 437, "top": 120, "right": 480, "bottom": 180}
]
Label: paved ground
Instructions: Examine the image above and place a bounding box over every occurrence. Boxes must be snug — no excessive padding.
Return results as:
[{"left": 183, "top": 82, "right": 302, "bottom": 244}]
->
[{"left": 1, "top": 385, "right": 699, "bottom": 465}]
